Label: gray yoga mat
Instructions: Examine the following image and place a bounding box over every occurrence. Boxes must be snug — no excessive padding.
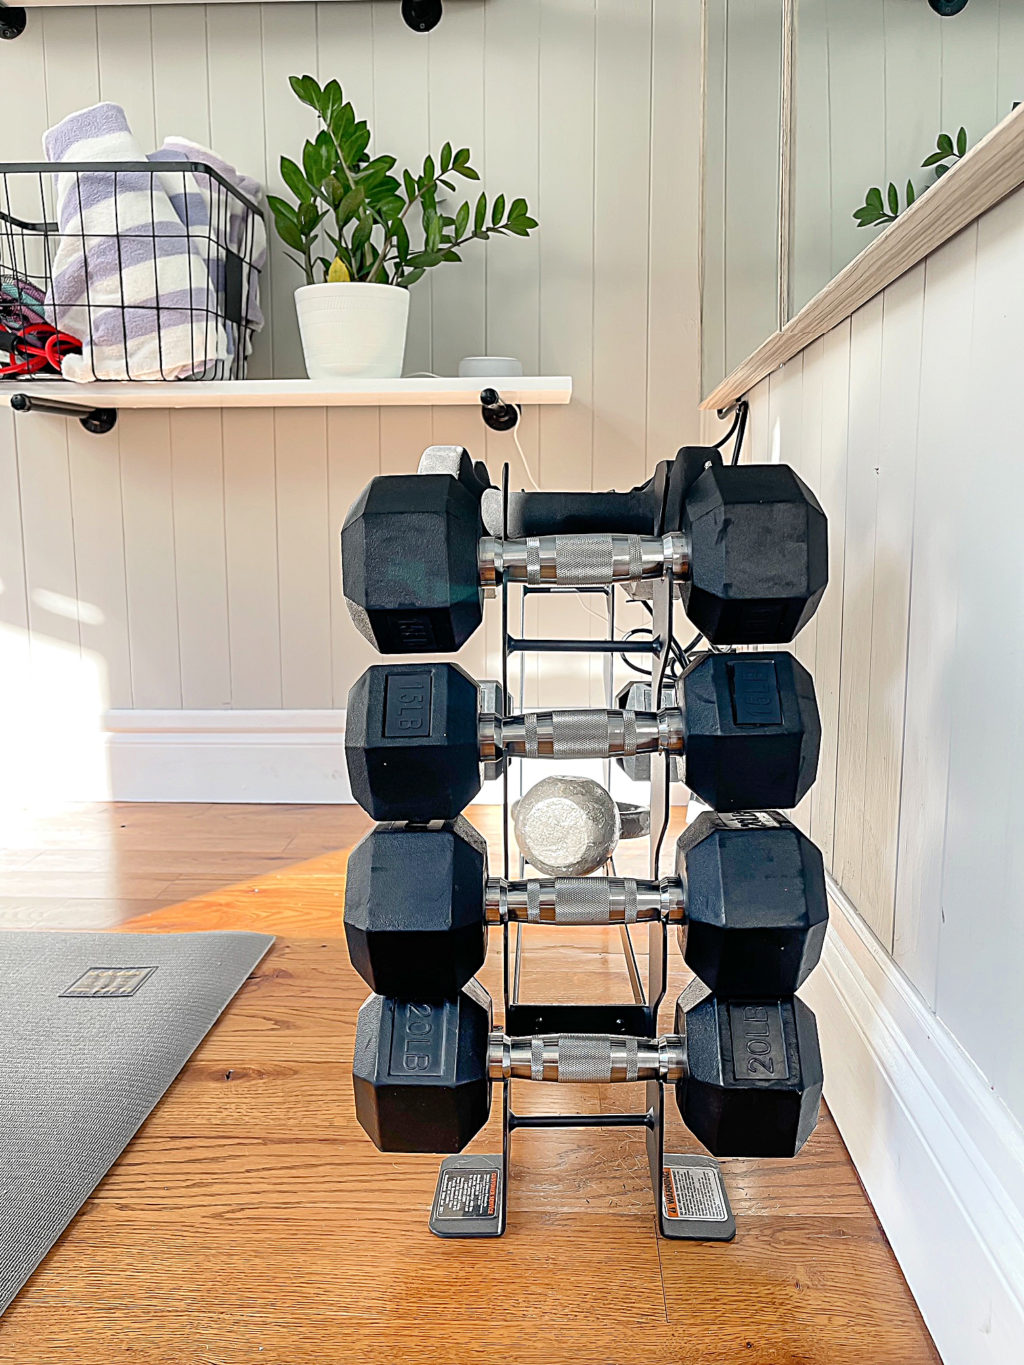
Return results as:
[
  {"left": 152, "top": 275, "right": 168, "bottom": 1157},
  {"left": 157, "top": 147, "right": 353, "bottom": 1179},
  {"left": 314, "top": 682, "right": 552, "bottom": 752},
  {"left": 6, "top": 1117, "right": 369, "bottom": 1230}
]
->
[{"left": 0, "top": 929, "right": 274, "bottom": 1314}]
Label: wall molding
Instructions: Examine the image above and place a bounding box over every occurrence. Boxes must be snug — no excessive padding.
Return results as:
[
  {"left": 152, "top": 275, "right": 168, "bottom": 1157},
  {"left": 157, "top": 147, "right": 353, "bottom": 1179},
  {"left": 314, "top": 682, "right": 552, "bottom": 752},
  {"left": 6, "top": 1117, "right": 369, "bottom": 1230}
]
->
[
  {"left": 104, "top": 709, "right": 353, "bottom": 804},
  {"left": 803, "top": 878, "right": 1024, "bottom": 1365}
]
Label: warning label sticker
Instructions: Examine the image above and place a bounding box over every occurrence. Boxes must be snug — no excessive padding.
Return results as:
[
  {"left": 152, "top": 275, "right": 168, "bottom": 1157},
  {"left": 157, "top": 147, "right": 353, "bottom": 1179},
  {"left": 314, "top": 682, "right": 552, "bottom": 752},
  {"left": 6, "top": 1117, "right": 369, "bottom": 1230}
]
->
[
  {"left": 662, "top": 1162, "right": 730, "bottom": 1222},
  {"left": 434, "top": 1167, "right": 500, "bottom": 1221}
]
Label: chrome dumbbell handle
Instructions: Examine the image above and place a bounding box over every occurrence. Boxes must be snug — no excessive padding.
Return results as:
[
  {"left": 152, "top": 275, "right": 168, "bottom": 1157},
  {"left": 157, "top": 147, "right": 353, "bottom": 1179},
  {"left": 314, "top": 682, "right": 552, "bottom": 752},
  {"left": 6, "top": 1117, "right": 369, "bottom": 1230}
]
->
[
  {"left": 487, "top": 1032, "right": 687, "bottom": 1083},
  {"left": 479, "top": 708, "right": 685, "bottom": 761},
  {"left": 478, "top": 532, "right": 690, "bottom": 588},
  {"left": 484, "top": 876, "right": 685, "bottom": 925}
]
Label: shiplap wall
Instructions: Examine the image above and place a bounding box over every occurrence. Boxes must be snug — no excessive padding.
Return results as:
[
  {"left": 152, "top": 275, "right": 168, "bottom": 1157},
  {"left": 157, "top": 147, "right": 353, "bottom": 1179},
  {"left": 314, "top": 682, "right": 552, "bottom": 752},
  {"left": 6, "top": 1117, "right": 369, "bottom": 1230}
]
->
[
  {"left": 700, "top": 0, "right": 784, "bottom": 392},
  {"left": 0, "top": 0, "right": 702, "bottom": 800},
  {"left": 791, "top": 0, "right": 1024, "bottom": 314},
  {"left": 740, "top": 184, "right": 1024, "bottom": 1130}
]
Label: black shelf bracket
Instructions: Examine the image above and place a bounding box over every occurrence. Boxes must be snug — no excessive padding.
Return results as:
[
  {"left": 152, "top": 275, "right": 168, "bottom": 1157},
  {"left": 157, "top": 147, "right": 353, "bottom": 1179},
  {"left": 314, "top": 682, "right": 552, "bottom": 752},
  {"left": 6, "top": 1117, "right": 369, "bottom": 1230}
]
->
[
  {"left": 10, "top": 392, "right": 118, "bottom": 435},
  {"left": 0, "top": 4, "right": 27, "bottom": 40}
]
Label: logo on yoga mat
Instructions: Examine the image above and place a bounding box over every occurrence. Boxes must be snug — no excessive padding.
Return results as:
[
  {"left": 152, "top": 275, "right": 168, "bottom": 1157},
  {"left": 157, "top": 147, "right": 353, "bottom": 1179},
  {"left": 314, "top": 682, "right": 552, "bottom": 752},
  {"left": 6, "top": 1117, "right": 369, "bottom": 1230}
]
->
[{"left": 59, "top": 966, "right": 158, "bottom": 999}]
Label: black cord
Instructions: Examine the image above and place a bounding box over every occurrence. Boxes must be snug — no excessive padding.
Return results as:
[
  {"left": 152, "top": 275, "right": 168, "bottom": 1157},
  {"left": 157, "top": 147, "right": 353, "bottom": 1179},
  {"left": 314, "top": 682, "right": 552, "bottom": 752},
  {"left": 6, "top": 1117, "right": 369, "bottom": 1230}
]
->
[{"left": 712, "top": 398, "right": 750, "bottom": 465}]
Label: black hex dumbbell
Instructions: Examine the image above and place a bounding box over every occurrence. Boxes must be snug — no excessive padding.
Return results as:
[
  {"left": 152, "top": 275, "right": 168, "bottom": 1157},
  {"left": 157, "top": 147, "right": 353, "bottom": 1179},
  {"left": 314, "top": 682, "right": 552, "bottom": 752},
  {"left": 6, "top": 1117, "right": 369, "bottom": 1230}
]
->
[
  {"left": 353, "top": 981, "right": 823, "bottom": 1158},
  {"left": 341, "top": 458, "right": 828, "bottom": 653},
  {"left": 344, "top": 652, "right": 821, "bottom": 822},
  {"left": 344, "top": 810, "right": 828, "bottom": 1000}
]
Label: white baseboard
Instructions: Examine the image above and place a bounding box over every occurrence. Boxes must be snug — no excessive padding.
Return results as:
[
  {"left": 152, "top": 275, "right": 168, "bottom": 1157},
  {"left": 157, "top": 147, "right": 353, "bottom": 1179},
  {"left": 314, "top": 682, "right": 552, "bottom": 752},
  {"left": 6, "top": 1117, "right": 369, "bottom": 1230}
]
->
[
  {"left": 104, "top": 710, "right": 353, "bottom": 803},
  {"left": 802, "top": 878, "right": 1024, "bottom": 1365},
  {"left": 102, "top": 710, "right": 687, "bottom": 807}
]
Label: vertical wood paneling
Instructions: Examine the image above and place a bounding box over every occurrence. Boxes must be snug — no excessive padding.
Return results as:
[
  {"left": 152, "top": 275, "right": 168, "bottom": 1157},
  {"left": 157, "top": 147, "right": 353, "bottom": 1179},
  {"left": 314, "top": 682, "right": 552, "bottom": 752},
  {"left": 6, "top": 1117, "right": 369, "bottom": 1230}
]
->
[
  {"left": 170, "top": 410, "right": 231, "bottom": 708},
  {"left": 222, "top": 409, "right": 283, "bottom": 709},
  {"left": 858, "top": 264, "right": 924, "bottom": 953},
  {"left": 96, "top": 7, "right": 156, "bottom": 151},
  {"left": 701, "top": 0, "right": 728, "bottom": 397},
  {"left": 260, "top": 2, "right": 320, "bottom": 378},
  {"left": 647, "top": 0, "right": 702, "bottom": 456},
  {"left": 824, "top": 0, "right": 885, "bottom": 288},
  {"left": 151, "top": 6, "right": 212, "bottom": 147},
  {"left": 934, "top": 197, "right": 1024, "bottom": 1120},
  {"left": 327, "top": 407, "right": 381, "bottom": 706},
  {"left": 997, "top": 0, "right": 1024, "bottom": 118},
  {"left": 940, "top": 0, "right": 1000, "bottom": 139},
  {"left": 723, "top": 0, "right": 782, "bottom": 375},
  {"left": 66, "top": 423, "right": 133, "bottom": 709},
  {"left": 808, "top": 317, "right": 850, "bottom": 868},
  {"left": 591, "top": 0, "right": 653, "bottom": 493},
  {"left": 207, "top": 3, "right": 271, "bottom": 380},
  {"left": 881, "top": 0, "right": 941, "bottom": 218},
  {"left": 831, "top": 294, "right": 882, "bottom": 923},
  {"left": 273, "top": 408, "right": 332, "bottom": 707},
  {"left": 422, "top": 0, "right": 485, "bottom": 377},
  {"left": 118, "top": 411, "right": 182, "bottom": 708},
  {"left": 790, "top": 0, "right": 830, "bottom": 317},
  {"left": 891, "top": 231, "right": 977, "bottom": 1002},
  {"left": 370, "top": 0, "right": 432, "bottom": 374}
]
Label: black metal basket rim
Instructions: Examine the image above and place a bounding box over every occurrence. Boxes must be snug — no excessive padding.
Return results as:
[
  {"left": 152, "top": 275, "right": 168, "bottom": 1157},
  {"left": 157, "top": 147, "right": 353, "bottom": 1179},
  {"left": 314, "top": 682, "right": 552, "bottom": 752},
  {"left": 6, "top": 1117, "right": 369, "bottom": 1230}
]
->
[{"left": 0, "top": 161, "right": 265, "bottom": 225}]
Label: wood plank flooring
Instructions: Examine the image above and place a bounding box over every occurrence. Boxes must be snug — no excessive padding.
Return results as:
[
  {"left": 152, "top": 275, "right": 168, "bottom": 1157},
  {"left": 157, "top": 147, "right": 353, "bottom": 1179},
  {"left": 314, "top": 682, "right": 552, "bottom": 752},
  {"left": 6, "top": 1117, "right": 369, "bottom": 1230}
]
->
[{"left": 0, "top": 802, "right": 939, "bottom": 1364}]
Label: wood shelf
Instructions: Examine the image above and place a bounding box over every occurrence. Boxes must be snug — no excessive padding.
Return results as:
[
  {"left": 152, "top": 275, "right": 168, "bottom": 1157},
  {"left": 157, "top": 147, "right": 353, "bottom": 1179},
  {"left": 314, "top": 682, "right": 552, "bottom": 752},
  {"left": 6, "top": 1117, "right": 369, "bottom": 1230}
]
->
[{"left": 0, "top": 375, "right": 572, "bottom": 411}]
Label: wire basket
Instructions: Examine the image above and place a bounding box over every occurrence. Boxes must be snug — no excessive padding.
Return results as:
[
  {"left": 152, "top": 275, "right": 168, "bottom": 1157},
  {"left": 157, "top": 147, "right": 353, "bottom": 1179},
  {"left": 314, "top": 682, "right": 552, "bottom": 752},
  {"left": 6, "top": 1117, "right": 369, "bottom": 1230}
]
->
[{"left": 0, "top": 161, "right": 264, "bottom": 382}]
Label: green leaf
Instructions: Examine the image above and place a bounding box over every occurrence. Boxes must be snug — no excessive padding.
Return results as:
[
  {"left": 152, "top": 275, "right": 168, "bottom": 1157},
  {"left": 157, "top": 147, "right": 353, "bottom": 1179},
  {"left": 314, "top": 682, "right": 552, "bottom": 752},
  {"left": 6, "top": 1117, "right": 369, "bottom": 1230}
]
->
[
  {"left": 887, "top": 182, "right": 899, "bottom": 216},
  {"left": 443, "top": 250, "right": 462, "bottom": 263},
  {"left": 922, "top": 151, "right": 948, "bottom": 167},
  {"left": 337, "top": 186, "right": 365, "bottom": 223},
  {"left": 454, "top": 201, "right": 471, "bottom": 238},
  {"left": 400, "top": 267, "right": 426, "bottom": 288},
  {"left": 937, "top": 132, "right": 954, "bottom": 155},
  {"left": 351, "top": 216, "right": 373, "bottom": 252},
  {"left": 321, "top": 78, "right": 343, "bottom": 120},
  {"left": 297, "top": 201, "right": 324, "bottom": 233},
  {"left": 491, "top": 194, "right": 506, "bottom": 227},
  {"left": 423, "top": 154, "right": 435, "bottom": 183},
  {"left": 272, "top": 215, "right": 306, "bottom": 251},
  {"left": 935, "top": 162, "right": 949, "bottom": 178},
  {"left": 474, "top": 192, "right": 487, "bottom": 232},
  {"left": 452, "top": 164, "right": 480, "bottom": 180},
  {"left": 343, "top": 126, "right": 371, "bottom": 164},
  {"left": 440, "top": 142, "right": 452, "bottom": 173},
  {"left": 403, "top": 169, "right": 417, "bottom": 202},
  {"left": 866, "top": 186, "right": 884, "bottom": 211},
  {"left": 395, "top": 218, "right": 411, "bottom": 263},
  {"left": 289, "top": 74, "right": 322, "bottom": 111},
  {"left": 507, "top": 197, "right": 528, "bottom": 220},
  {"left": 425, "top": 209, "right": 442, "bottom": 253},
  {"left": 906, "top": 179, "right": 916, "bottom": 206},
  {"left": 957, "top": 126, "right": 968, "bottom": 157},
  {"left": 267, "top": 194, "right": 299, "bottom": 226},
  {"left": 280, "top": 156, "right": 313, "bottom": 203}
]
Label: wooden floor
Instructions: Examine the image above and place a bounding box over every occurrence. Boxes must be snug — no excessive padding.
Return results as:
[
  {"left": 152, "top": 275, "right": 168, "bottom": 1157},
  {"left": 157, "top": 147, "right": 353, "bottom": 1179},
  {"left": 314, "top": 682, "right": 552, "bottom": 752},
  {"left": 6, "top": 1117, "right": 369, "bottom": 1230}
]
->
[{"left": 0, "top": 803, "right": 939, "bottom": 1364}]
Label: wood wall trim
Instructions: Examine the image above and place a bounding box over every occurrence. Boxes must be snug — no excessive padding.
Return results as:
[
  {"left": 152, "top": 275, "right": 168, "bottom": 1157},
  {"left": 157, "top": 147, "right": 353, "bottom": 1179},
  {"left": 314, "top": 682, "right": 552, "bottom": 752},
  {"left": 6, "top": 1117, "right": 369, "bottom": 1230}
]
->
[{"left": 701, "top": 101, "right": 1024, "bottom": 411}]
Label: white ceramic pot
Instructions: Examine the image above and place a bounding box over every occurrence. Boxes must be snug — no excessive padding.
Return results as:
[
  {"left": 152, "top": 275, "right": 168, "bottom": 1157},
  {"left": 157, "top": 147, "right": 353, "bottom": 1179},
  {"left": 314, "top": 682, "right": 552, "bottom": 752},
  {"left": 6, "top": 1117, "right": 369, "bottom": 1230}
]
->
[{"left": 294, "top": 281, "right": 410, "bottom": 380}]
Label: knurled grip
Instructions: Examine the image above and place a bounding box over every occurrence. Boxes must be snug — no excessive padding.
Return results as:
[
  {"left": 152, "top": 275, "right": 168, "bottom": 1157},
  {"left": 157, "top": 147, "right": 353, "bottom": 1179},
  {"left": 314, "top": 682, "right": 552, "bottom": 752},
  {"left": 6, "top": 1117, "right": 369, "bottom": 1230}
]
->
[
  {"left": 533, "top": 534, "right": 644, "bottom": 585},
  {"left": 523, "top": 709, "right": 638, "bottom": 758},
  {"left": 536, "top": 1035, "right": 639, "bottom": 1083},
  {"left": 526, "top": 877, "right": 640, "bottom": 923}
]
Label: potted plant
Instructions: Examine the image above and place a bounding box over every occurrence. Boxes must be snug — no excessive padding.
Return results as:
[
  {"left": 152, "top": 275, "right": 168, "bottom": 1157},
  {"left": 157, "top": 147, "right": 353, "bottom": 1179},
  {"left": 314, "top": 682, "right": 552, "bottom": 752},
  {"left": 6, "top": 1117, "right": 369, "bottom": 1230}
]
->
[{"left": 270, "top": 74, "right": 538, "bottom": 380}]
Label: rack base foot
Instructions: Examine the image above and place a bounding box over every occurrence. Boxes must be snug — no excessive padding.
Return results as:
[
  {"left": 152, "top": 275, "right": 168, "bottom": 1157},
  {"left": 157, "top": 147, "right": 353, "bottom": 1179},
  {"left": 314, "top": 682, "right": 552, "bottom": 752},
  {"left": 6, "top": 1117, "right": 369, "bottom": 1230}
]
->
[{"left": 429, "top": 1155, "right": 505, "bottom": 1239}]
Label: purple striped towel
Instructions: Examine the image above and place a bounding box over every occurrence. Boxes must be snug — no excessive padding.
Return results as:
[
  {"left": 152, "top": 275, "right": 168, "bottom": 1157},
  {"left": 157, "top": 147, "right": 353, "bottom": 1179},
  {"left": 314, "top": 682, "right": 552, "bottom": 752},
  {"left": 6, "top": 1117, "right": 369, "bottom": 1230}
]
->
[
  {"left": 43, "top": 103, "right": 228, "bottom": 382},
  {"left": 150, "top": 137, "right": 267, "bottom": 366}
]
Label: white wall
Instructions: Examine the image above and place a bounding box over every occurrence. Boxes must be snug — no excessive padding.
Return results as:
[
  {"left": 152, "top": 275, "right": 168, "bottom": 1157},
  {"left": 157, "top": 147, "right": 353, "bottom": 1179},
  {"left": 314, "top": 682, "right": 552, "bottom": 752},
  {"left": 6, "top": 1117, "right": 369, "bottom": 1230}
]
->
[
  {"left": 0, "top": 0, "right": 703, "bottom": 801},
  {"left": 741, "top": 185, "right": 1024, "bottom": 1134},
  {"left": 701, "top": 0, "right": 784, "bottom": 391}
]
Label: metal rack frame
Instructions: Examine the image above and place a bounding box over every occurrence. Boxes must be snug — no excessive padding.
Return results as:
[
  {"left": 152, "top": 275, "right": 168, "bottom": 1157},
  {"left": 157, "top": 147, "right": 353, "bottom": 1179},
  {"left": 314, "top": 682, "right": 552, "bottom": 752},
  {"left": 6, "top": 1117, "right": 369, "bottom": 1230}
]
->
[{"left": 430, "top": 462, "right": 734, "bottom": 1241}]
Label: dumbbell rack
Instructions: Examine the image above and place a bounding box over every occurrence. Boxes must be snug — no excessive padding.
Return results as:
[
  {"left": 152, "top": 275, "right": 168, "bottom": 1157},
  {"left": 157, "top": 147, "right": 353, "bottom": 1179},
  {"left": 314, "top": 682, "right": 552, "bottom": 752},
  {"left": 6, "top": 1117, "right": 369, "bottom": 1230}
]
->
[{"left": 430, "top": 465, "right": 736, "bottom": 1241}]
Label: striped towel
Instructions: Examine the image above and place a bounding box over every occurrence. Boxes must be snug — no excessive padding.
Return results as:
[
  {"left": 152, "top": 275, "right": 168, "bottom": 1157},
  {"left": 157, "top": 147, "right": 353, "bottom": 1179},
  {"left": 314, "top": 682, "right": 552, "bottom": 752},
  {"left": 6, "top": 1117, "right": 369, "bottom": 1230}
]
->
[
  {"left": 43, "top": 103, "right": 229, "bottom": 382},
  {"left": 150, "top": 137, "right": 267, "bottom": 367}
]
